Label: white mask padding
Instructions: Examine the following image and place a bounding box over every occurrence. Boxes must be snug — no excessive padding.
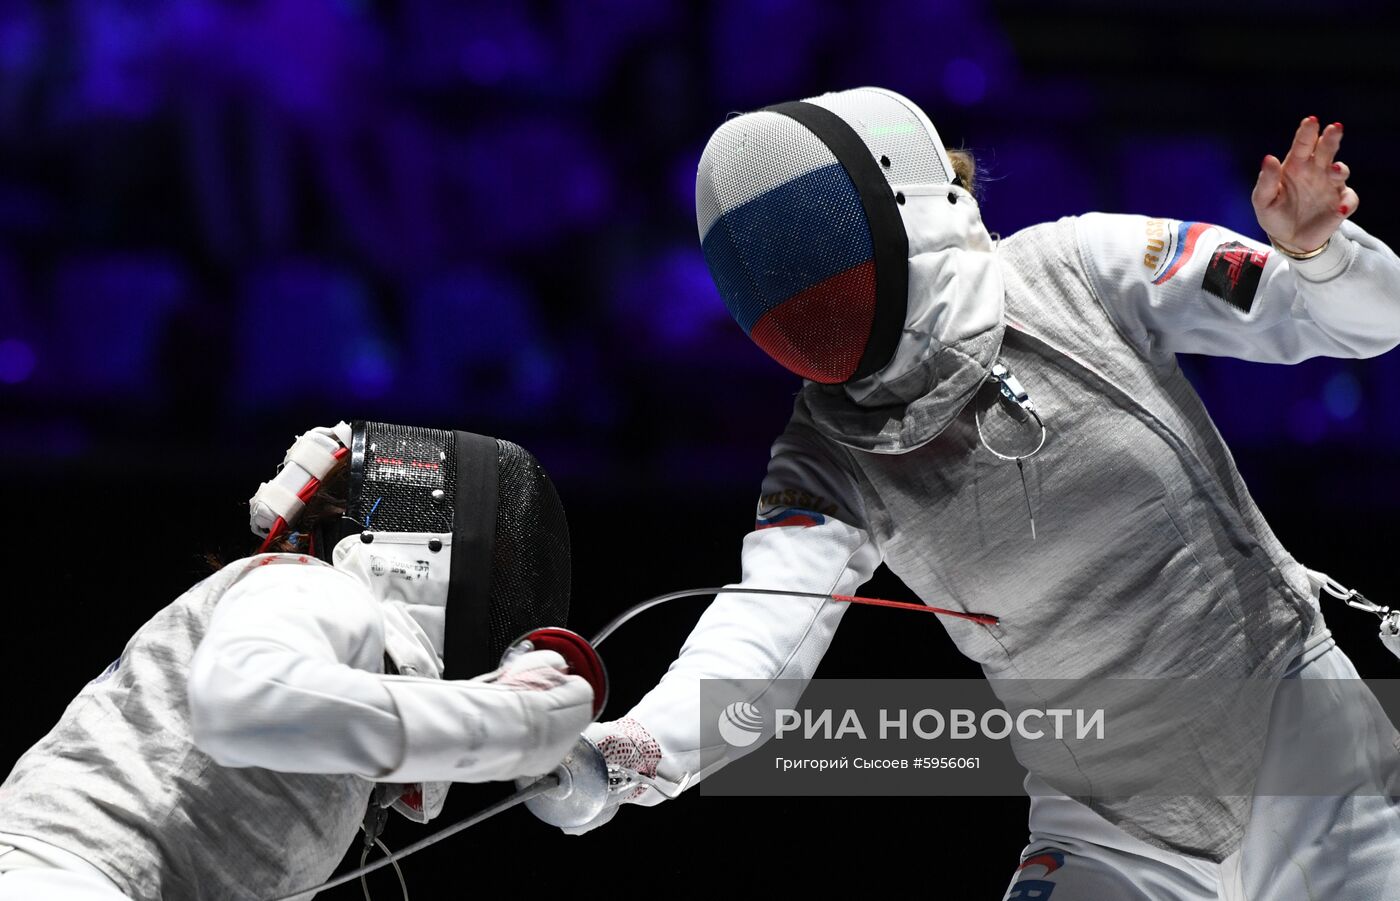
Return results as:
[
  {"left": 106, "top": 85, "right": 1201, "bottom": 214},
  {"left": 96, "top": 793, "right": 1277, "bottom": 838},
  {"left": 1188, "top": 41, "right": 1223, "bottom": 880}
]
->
[
  {"left": 844, "top": 183, "right": 1004, "bottom": 405},
  {"left": 334, "top": 530, "right": 456, "bottom": 825},
  {"left": 333, "top": 531, "right": 452, "bottom": 663}
]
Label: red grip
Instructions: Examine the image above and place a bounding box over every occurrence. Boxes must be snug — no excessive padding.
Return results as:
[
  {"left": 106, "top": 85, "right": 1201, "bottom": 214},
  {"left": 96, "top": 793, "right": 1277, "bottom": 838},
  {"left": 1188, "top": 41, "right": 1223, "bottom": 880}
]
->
[{"left": 515, "top": 627, "right": 608, "bottom": 717}]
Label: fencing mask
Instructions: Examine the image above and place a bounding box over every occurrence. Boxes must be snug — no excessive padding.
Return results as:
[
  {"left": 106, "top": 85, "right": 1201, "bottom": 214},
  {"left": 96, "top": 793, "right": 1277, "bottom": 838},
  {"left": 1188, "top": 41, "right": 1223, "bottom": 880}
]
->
[
  {"left": 696, "top": 86, "right": 1003, "bottom": 400},
  {"left": 250, "top": 420, "right": 571, "bottom": 682}
]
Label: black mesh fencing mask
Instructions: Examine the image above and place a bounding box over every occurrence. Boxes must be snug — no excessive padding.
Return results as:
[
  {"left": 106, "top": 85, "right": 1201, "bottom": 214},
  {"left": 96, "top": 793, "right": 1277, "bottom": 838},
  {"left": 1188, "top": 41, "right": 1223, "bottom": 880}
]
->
[{"left": 328, "top": 421, "right": 571, "bottom": 680}]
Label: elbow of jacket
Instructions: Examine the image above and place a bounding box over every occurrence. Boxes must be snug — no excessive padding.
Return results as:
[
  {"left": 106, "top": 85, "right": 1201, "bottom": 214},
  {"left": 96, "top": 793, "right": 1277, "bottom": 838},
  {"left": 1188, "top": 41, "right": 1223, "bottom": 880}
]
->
[
  {"left": 1305, "top": 305, "right": 1400, "bottom": 360},
  {"left": 1331, "top": 334, "right": 1399, "bottom": 361},
  {"left": 1359, "top": 335, "right": 1400, "bottom": 360},
  {"left": 186, "top": 653, "right": 256, "bottom": 767}
]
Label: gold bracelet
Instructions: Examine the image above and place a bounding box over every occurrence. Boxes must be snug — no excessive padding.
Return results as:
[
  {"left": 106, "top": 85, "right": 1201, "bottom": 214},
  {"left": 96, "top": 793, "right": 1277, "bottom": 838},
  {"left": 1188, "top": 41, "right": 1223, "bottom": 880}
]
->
[{"left": 1268, "top": 236, "right": 1331, "bottom": 261}]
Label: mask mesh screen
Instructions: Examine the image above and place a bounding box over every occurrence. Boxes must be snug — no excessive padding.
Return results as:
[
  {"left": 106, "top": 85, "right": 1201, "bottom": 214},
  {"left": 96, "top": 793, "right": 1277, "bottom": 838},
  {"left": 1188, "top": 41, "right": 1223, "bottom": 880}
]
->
[
  {"left": 345, "top": 424, "right": 571, "bottom": 669},
  {"left": 696, "top": 110, "right": 879, "bottom": 383},
  {"left": 349, "top": 423, "right": 456, "bottom": 534},
  {"left": 696, "top": 110, "right": 838, "bottom": 239},
  {"left": 485, "top": 439, "right": 571, "bottom": 663}
]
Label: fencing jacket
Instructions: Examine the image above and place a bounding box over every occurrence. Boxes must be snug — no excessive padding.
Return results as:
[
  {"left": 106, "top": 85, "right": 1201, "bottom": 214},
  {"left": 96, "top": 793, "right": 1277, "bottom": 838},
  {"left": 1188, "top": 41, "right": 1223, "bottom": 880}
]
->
[
  {"left": 0, "top": 554, "right": 586, "bottom": 899},
  {"left": 629, "top": 214, "right": 1400, "bottom": 861}
]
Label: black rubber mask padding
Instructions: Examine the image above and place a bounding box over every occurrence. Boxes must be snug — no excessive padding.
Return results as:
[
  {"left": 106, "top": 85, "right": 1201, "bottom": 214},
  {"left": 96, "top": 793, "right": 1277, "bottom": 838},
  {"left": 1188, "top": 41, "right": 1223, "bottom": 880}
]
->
[
  {"left": 764, "top": 100, "right": 910, "bottom": 382},
  {"left": 444, "top": 430, "right": 498, "bottom": 681}
]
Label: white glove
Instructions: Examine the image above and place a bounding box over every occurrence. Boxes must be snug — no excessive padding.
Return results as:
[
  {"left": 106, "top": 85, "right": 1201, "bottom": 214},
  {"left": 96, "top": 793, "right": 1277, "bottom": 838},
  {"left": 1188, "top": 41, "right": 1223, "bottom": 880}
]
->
[
  {"left": 561, "top": 717, "right": 664, "bottom": 835},
  {"left": 478, "top": 648, "right": 586, "bottom": 692},
  {"left": 469, "top": 649, "right": 596, "bottom": 779}
]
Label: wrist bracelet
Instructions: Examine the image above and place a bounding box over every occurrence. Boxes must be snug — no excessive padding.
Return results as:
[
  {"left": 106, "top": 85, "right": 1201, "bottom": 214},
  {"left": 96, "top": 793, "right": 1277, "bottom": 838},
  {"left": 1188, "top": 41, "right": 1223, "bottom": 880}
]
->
[{"left": 1268, "top": 235, "right": 1331, "bottom": 261}]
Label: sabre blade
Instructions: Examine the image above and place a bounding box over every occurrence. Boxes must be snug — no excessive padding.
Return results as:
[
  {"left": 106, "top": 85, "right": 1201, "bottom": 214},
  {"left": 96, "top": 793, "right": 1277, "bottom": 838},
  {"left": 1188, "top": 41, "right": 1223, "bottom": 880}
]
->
[
  {"left": 590, "top": 587, "right": 998, "bottom": 645},
  {"left": 829, "top": 593, "right": 999, "bottom": 626}
]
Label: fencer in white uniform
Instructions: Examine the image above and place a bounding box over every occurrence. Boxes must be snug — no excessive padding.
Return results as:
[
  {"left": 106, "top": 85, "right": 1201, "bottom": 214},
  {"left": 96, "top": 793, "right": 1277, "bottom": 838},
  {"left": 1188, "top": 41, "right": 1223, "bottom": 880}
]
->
[
  {"left": 0, "top": 421, "right": 594, "bottom": 900},
  {"left": 570, "top": 89, "right": 1400, "bottom": 900}
]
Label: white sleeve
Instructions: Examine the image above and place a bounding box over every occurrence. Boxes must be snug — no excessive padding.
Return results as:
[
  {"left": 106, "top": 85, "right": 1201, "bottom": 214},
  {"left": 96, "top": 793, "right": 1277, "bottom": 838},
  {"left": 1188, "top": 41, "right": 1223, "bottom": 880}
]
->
[
  {"left": 1075, "top": 214, "right": 1400, "bottom": 363},
  {"left": 628, "top": 424, "right": 882, "bottom": 790},
  {"left": 187, "top": 561, "right": 591, "bottom": 784}
]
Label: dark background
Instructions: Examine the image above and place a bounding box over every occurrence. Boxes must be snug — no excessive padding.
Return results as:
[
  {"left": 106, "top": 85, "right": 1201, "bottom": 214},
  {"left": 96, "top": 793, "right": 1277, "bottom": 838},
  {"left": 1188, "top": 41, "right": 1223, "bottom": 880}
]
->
[{"left": 3, "top": 1, "right": 1400, "bottom": 897}]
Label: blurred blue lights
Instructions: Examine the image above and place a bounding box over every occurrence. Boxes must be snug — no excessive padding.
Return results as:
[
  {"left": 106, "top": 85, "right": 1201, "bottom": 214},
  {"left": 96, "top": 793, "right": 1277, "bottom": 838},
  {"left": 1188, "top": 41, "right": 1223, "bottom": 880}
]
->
[
  {"left": 0, "top": 338, "right": 35, "bottom": 384},
  {"left": 52, "top": 257, "right": 187, "bottom": 397},
  {"left": 1279, "top": 372, "right": 1365, "bottom": 444},
  {"left": 1323, "top": 372, "right": 1362, "bottom": 421},
  {"left": 457, "top": 15, "right": 546, "bottom": 87},
  {"left": 451, "top": 119, "right": 613, "bottom": 249},
  {"left": 1117, "top": 139, "right": 1246, "bottom": 231},
  {"left": 0, "top": 0, "right": 1395, "bottom": 493},
  {"left": 612, "top": 249, "right": 731, "bottom": 353},
  {"left": 347, "top": 339, "right": 396, "bottom": 400},
  {"left": 1288, "top": 398, "right": 1329, "bottom": 445},
  {"left": 0, "top": 7, "right": 39, "bottom": 72},
  {"left": 943, "top": 58, "right": 988, "bottom": 106}
]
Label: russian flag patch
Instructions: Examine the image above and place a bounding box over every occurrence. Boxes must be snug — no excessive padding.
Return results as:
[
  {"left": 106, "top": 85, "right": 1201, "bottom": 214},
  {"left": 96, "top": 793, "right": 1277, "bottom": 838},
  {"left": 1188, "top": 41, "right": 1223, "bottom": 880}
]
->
[{"left": 755, "top": 507, "right": 827, "bottom": 530}]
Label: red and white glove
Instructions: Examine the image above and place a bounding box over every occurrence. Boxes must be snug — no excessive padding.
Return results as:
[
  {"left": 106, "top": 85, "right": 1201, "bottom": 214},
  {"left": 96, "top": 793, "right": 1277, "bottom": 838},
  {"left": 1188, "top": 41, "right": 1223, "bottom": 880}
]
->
[
  {"left": 481, "top": 649, "right": 584, "bottom": 693},
  {"left": 469, "top": 650, "right": 595, "bottom": 779},
  {"left": 560, "top": 717, "right": 663, "bottom": 835}
]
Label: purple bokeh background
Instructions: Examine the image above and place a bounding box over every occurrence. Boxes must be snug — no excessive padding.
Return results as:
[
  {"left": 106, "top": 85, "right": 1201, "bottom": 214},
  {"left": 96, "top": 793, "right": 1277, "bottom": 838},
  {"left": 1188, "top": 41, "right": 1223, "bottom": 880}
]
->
[
  {"left": 1, "top": 0, "right": 1398, "bottom": 508},
  {"left": 3, "top": 6, "right": 1400, "bottom": 896}
]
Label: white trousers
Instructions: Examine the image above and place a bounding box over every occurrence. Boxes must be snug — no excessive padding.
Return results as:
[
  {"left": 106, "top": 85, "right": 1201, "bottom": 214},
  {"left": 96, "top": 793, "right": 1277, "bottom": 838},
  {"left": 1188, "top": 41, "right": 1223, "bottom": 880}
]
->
[
  {"left": 1003, "top": 639, "right": 1400, "bottom": 900},
  {"left": 0, "top": 845, "right": 131, "bottom": 901}
]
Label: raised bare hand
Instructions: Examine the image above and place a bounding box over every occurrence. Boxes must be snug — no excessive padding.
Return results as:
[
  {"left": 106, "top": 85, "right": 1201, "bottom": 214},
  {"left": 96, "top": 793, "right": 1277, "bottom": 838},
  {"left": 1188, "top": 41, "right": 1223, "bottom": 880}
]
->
[{"left": 1253, "top": 116, "right": 1358, "bottom": 255}]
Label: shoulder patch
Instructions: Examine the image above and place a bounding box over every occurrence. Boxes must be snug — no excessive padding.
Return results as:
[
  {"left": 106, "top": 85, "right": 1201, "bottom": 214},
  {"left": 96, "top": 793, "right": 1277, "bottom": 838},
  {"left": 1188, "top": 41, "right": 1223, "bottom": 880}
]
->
[
  {"left": 1147, "top": 219, "right": 1215, "bottom": 285},
  {"left": 755, "top": 487, "right": 838, "bottom": 531},
  {"left": 1201, "top": 242, "right": 1269, "bottom": 312},
  {"left": 755, "top": 507, "right": 827, "bottom": 530}
]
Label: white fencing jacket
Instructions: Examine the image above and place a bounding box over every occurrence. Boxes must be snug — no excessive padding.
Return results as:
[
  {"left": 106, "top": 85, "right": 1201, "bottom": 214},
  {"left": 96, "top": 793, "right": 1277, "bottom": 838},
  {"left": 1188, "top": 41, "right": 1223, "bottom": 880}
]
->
[
  {"left": 628, "top": 213, "right": 1400, "bottom": 859},
  {"left": 189, "top": 558, "right": 590, "bottom": 789},
  {"left": 0, "top": 554, "right": 590, "bottom": 899}
]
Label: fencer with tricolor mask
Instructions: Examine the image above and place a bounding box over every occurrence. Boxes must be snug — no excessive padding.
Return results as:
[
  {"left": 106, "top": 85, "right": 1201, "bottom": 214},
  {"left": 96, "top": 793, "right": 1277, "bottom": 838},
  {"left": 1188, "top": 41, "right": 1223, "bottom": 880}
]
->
[
  {"left": 575, "top": 85, "right": 1400, "bottom": 901},
  {"left": 698, "top": 87, "right": 1007, "bottom": 433}
]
